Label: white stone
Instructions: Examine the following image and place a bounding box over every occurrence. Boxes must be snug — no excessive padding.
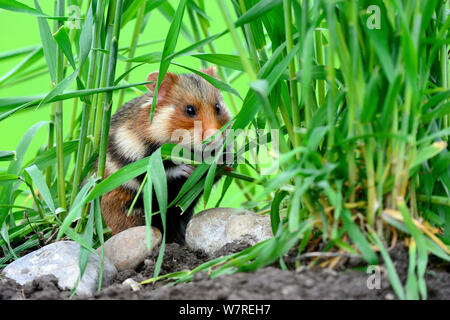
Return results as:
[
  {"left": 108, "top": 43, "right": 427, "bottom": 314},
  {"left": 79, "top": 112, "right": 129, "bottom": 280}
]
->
[
  {"left": 122, "top": 278, "right": 141, "bottom": 291},
  {"left": 1, "top": 241, "right": 117, "bottom": 297},
  {"left": 185, "top": 207, "right": 273, "bottom": 255},
  {"left": 100, "top": 226, "right": 161, "bottom": 271}
]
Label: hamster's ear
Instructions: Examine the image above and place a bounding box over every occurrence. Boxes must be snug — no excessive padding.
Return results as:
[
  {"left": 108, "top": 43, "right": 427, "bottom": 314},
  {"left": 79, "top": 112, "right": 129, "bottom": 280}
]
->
[
  {"left": 200, "top": 66, "right": 218, "bottom": 78},
  {"left": 145, "top": 72, "right": 178, "bottom": 98}
]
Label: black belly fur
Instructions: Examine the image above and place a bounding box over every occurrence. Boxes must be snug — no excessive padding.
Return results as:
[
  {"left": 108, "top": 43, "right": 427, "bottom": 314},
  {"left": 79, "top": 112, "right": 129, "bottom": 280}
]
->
[{"left": 127, "top": 170, "right": 199, "bottom": 245}]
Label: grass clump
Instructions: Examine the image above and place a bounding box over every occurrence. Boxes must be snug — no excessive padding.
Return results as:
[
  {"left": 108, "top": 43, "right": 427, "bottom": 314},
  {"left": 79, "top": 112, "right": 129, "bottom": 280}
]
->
[{"left": 0, "top": 0, "right": 449, "bottom": 300}]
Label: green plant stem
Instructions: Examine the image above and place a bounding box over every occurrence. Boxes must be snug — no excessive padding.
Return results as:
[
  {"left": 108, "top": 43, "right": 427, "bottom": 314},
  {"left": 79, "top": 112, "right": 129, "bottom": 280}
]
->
[
  {"left": 116, "top": 1, "right": 146, "bottom": 110},
  {"left": 92, "top": 0, "right": 119, "bottom": 151},
  {"left": 187, "top": 5, "right": 207, "bottom": 68},
  {"left": 237, "top": 0, "right": 259, "bottom": 68},
  {"left": 417, "top": 194, "right": 450, "bottom": 207},
  {"left": 283, "top": 0, "right": 301, "bottom": 151},
  {"left": 70, "top": 0, "right": 105, "bottom": 204},
  {"left": 197, "top": 10, "right": 239, "bottom": 115},
  {"left": 393, "top": 88, "right": 413, "bottom": 203},
  {"left": 55, "top": 0, "right": 66, "bottom": 212},
  {"left": 67, "top": 98, "right": 79, "bottom": 140},
  {"left": 324, "top": 4, "right": 337, "bottom": 162},
  {"left": 217, "top": 0, "right": 257, "bottom": 82},
  {"left": 315, "top": 29, "right": 325, "bottom": 107},
  {"left": 441, "top": 5, "right": 448, "bottom": 140},
  {"left": 46, "top": 101, "right": 55, "bottom": 186},
  {"left": 45, "top": 3, "right": 57, "bottom": 187},
  {"left": 20, "top": 177, "right": 45, "bottom": 220},
  {"left": 360, "top": 124, "right": 377, "bottom": 227},
  {"left": 97, "top": 0, "right": 124, "bottom": 179}
]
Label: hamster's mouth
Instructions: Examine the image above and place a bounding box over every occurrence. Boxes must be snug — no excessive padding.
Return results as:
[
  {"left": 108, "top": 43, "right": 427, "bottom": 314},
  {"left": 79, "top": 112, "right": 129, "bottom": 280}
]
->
[{"left": 170, "top": 141, "right": 234, "bottom": 167}]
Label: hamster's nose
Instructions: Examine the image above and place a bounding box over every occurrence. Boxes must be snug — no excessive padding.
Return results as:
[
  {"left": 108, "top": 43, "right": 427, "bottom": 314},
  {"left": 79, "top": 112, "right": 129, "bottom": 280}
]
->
[{"left": 203, "top": 128, "right": 221, "bottom": 144}]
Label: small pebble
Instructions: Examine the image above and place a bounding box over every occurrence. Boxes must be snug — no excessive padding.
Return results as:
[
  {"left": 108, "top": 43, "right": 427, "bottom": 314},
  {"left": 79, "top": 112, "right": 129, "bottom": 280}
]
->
[
  {"left": 303, "top": 278, "right": 315, "bottom": 288},
  {"left": 122, "top": 278, "right": 141, "bottom": 292},
  {"left": 385, "top": 293, "right": 395, "bottom": 300},
  {"left": 101, "top": 226, "right": 161, "bottom": 271}
]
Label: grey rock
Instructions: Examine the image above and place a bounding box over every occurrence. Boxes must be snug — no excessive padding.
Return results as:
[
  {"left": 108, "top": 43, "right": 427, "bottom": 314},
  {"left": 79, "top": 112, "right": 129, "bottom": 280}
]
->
[
  {"left": 100, "top": 226, "right": 161, "bottom": 271},
  {"left": 1, "top": 241, "right": 117, "bottom": 297},
  {"left": 185, "top": 207, "right": 273, "bottom": 255}
]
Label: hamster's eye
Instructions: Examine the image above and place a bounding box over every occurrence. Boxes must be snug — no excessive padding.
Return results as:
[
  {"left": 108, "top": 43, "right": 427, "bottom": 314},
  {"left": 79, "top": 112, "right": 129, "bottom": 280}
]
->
[
  {"left": 215, "top": 103, "right": 220, "bottom": 115},
  {"left": 185, "top": 105, "right": 197, "bottom": 117}
]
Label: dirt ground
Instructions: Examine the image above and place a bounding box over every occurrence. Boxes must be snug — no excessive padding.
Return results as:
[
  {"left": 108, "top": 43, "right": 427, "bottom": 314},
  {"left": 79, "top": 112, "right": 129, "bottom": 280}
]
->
[{"left": 1, "top": 241, "right": 449, "bottom": 300}]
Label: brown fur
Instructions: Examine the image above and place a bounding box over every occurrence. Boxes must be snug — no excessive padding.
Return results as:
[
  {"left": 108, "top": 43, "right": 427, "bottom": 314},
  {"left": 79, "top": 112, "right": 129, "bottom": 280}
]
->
[{"left": 101, "top": 188, "right": 144, "bottom": 235}]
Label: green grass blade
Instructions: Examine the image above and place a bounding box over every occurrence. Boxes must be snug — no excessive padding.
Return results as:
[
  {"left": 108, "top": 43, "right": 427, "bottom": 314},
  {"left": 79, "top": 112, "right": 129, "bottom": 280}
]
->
[
  {"left": 171, "top": 61, "right": 242, "bottom": 100},
  {"left": 34, "top": 0, "right": 57, "bottom": 82},
  {"left": 0, "top": 46, "right": 43, "bottom": 86},
  {"left": 0, "top": 0, "right": 50, "bottom": 17},
  {"left": 149, "top": 148, "right": 167, "bottom": 280},
  {"left": 271, "top": 190, "right": 288, "bottom": 234},
  {"left": 24, "top": 164, "right": 55, "bottom": 214},
  {"left": 150, "top": 0, "right": 187, "bottom": 122},
  {"left": 234, "top": 0, "right": 283, "bottom": 28},
  {"left": 0, "top": 151, "right": 16, "bottom": 162},
  {"left": 341, "top": 209, "right": 379, "bottom": 265},
  {"left": 371, "top": 231, "right": 406, "bottom": 300},
  {"left": 53, "top": 25, "right": 76, "bottom": 70}
]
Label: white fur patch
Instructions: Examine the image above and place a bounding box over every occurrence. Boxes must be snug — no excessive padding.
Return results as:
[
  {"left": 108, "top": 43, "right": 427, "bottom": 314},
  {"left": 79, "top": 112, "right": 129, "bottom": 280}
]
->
[
  {"left": 105, "top": 154, "right": 141, "bottom": 191},
  {"left": 140, "top": 97, "right": 153, "bottom": 109},
  {"left": 148, "top": 105, "right": 175, "bottom": 144},
  {"left": 115, "top": 126, "right": 146, "bottom": 161},
  {"left": 123, "top": 179, "right": 142, "bottom": 191}
]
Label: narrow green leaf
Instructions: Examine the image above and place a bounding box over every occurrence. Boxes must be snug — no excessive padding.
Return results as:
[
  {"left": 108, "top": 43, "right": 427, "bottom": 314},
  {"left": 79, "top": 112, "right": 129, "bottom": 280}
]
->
[
  {"left": 87, "top": 157, "right": 149, "bottom": 203},
  {"left": 34, "top": 0, "right": 57, "bottom": 82},
  {"left": 170, "top": 163, "right": 209, "bottom": 206},
  {"left": 122, "top": 52, "right": 161, "bottom": 63},
  {"left": 405, "top": 241, "right": 419, "bottom": 300},
  {"left": 0, "top": 45, "right": 39, "bottom": 61},
  {"left": 57, "top": 177, "right": 97, "bottom": 239},
  {"left": 0, "top": 46, "right": 43, "bottom": 86},
  {"left": 0, "top": 151, "right": 16, "bottom": 162},
  {"left": 53, "top": 26, "right": 76, "bottom": 70},
  {"left": 25, "top": 165, "right": 55, "bottom": 214},
  {"left": 71, "top": 202, "right": 95, "bottom": 297},
  {"left": 0, "top": 173, "right": 20, "bottom": 185},
  {"left": 271, "top": 190, "right": 288, "bottom": 234},
  {"left": 143, "top": 170, "right": 153, "bottom": 251},
  {"left": 189, "top": 53, "right": 250, "bottom": 72},
  {"left": 121, "top": 0, "right": 146, "bottom": 27},
  {"left": 35, "top": 69, "right": 79, "bottom": 110},
  {"left": 232, "top": 42, "right": 300, "bottom": 130},
  {"left": 0, "top": 81, "right": 152, "bottom": 121},
  {"left": 398, "top": 200, "right": 428, "bottom": 300},
  {"left": 341, "top": 209, "right": 378, "bottom": 265},
  {"left": 171, "top": 61, "right": 242, "bottom": 100},
  {"left": 371, "top": 231, "right": 406, "bottom": 300},
  {"left": 166, "top": 30, "right": 228, "bottom": 61},
  {"left": 411, "top": 141, "right": 447, "bottom": 170},
  {"left": 0, "top": 0, "right": 50, "bottom": 17},
  {"left": 150, "top": 0, "right": 187, "bottom": 122},
  {"left": 149, "top": 148, "right": 167, "bottom": 280},
  {"left": 30, "top": 140, "right": 78, "bottom": 170},
  {"left": 234, "top": 0, "right": 283, "bottom": 28}
]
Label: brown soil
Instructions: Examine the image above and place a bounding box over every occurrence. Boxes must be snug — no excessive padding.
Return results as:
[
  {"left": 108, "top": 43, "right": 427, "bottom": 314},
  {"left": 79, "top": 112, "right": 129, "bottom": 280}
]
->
[{"left": 1, "top": 241, "right": 449, "bottom": 300}]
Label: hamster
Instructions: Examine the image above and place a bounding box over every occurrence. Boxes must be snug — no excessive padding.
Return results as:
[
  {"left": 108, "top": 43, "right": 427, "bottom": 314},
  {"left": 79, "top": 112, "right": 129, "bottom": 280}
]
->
[{"left": 100, "top": 66, "right": 232, "bottom": 244}]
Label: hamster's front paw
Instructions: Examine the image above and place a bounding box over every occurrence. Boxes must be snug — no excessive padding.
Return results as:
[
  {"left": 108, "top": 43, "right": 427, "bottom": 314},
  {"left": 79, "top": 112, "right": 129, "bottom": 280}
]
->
[{"left": 166, "top": 164, "right": 196, "bottom": 180}]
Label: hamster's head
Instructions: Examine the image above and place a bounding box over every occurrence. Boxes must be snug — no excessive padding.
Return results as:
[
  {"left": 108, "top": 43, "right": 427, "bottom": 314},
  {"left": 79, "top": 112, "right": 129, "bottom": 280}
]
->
[{"left": 144, "top": 67, "right": 232, "bottom": 154}]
